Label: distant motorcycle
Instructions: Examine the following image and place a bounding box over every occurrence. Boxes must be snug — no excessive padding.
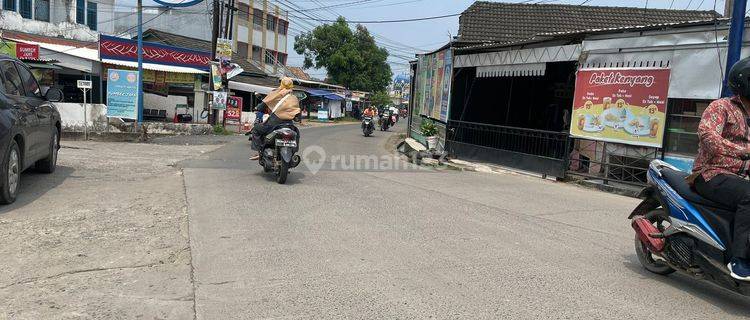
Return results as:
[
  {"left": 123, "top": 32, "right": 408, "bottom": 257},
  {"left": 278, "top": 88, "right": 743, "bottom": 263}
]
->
[
  {"left": 391, "top": 113, "right": 398, "bottom": 124},
  {"left": 258, "top": 123, "right": 301, "bottom": 184},
  {"left": 379, "top": 114, "right": 391, "bottom": 131},
  {"left": 362, "top": 116, "right": 375, "bottom": 137},
  {"left": 400, "top": 108, "right": 407, "bottom": 118}
]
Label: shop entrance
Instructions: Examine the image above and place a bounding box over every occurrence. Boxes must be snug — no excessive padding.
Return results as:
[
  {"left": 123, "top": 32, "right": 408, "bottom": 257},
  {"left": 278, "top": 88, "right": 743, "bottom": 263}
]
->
[{"left": 447, "top": 62, "right": 576, "bottom": 177}]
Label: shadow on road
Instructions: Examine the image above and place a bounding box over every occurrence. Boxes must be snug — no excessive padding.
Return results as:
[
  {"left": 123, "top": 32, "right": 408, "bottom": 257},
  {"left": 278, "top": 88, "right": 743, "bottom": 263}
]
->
[
  {"left": 622, "top": 254, "right": 750, "bottom": 316},
  {"left": 253, "top": 169, "right": 305, "bottom": 185},
  {"left": 0, "top": 165, "right": 74, "bottom": 214}
]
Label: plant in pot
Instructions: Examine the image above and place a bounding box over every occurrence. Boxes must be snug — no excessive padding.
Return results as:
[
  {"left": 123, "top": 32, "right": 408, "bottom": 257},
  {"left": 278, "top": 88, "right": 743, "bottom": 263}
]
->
[{"left": 420, "top": 119, "right": 439, "bottom": 150}]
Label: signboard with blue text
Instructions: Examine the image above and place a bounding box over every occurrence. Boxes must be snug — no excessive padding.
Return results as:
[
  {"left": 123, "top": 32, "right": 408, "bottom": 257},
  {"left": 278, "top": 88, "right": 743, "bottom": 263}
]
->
[{"left": 106, "top": 69, "right": 139, "bottom": 119}]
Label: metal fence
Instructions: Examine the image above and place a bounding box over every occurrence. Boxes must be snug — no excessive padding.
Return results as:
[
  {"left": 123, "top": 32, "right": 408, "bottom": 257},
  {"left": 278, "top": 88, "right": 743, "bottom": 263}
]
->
[
  {"left": 566, "top": 138, "right": 660, "bottom": 186},
  {"left": 446, "top": 120, "right": 570, "bottom": 177}
]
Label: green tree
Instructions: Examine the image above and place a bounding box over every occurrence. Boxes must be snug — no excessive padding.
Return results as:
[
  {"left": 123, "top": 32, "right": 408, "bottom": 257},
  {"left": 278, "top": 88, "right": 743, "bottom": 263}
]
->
[
  {"left": 370, "top": 91, "right": 392, "bottom": 107},
  {"left": 294, "top": 17, "right": 392, "bottom": 93}
]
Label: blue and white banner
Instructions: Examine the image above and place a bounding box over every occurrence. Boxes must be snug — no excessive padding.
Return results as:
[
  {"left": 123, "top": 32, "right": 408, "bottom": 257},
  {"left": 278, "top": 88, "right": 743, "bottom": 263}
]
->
[{"left": 106, "top": 69, "right": 139, "bottom": 120}]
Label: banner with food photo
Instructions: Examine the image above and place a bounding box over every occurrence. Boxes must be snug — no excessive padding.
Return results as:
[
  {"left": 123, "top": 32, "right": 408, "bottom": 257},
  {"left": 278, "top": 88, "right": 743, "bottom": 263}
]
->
[{"left": 569, "top": 68, "right": 670, "bottom": 148}]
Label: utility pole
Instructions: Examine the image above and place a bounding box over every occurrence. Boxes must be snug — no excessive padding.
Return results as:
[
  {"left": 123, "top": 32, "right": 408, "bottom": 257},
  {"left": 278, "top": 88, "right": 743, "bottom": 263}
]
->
[
  {"left": 726, "top": 0, "right": 734, "bottom": 17},
  {"left": 136, "top": 0, "right": 144, "bottom": 129},
  {"left": 210, "top": 0, "right": 221, "bottom": 125},
  {"left": 722, "top": 0, "right": 747, "bottom": 97}
]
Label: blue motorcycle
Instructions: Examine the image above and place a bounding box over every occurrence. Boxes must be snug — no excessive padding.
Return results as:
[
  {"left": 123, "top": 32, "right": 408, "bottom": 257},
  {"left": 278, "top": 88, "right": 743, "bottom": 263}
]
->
[{"left": 630, "top": 159, "right": 750, "bottom": 295}]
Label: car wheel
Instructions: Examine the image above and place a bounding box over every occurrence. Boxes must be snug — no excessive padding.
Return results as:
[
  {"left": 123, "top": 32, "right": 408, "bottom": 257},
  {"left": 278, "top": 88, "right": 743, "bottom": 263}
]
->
[
  {"left": 36, "top": 130, "right": 58, "bottom": 174},
  {"left": 0, "top": 141, "right": 20, "bottom": 204}
]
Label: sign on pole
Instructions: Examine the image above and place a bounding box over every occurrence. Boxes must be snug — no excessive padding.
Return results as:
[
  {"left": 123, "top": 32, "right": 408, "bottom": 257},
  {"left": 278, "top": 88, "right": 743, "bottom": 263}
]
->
[
  {"left": 211, "top": 91, "right": 227, "bottom": 110},
  {"left": 77, "top": 80, "right": 92, "bottom": 89},
  {"left": 569, "top": 68, "right": 670, "bottom": 148},
  {"left": 215, "top": 38, "right": 232, "bottom": 61},
  {"left": 106, "top": 69, "right": 140, "bottom": 120}
]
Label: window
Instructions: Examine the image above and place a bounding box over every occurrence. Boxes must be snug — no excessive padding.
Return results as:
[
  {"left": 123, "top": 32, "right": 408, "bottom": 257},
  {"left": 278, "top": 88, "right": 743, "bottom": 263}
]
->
[
  {"left": 19, "top": 0, "right": 31, "bottom": 18},
  {"left": 277, "top": 19, "right": 287, "bottom": 35},
  {"left": 34, "top": 0, "right": 50, "bottom": 21},
  {"left": 264, "top": 50, "right": 275, "bottom": 64},
  {"left": 664, "top": 99, "right": 712, "bottom": 156},
  {"left": 266, "top": 14, "right": 276, "bottom": 31},
  {"left": 76, "top": 0, "right": 85, "bottom": 24},
  {"left": 16, "top": 63, "right": 41, "bottom": 97},
  {"left": 237, "top": 42, "right": 248, "bottom": 59},
  {"left": 237, "top": 3, "right": 249, "bottom": 21},
  {"left": 1, "top": 61, "right": 25, "bottom": 96},
  {"left": 3, "top": 0, "right": 15, "bottom": 12},
  {"left": 86, "top": 1, "right": 97, "bottom": 30},
  {"left": 253, "top": 9, "right": 263, "bottom": 30},
  {"left": 277, "top": 52, "right": 287, "bottom": 65},
  {"left": 251, "top": 45, "right": 262, "bottom": 62}
]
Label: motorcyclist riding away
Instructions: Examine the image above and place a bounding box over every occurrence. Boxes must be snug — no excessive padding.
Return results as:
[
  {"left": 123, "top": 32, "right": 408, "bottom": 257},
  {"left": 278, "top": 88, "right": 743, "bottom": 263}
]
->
[
  {"left": 249, "top": 77, "right": 300, "bottom": 160},
  {"left": 690, "top": 56, "right": 750, "bottom": 281}
]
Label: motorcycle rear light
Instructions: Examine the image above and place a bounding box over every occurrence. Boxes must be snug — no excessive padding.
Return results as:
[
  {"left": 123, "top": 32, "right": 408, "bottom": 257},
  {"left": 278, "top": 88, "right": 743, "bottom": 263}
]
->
[{"left": 632, "top": 217, "right": 665, "bottom": 252}]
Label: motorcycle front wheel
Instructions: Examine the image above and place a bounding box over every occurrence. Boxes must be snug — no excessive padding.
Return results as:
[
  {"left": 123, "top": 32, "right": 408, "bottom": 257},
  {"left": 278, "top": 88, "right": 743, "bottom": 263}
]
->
[
  {"left": 277, "top": 161, "right": 289, "bottom": 184},
  {"left": 634, "top": 209, "right": 675, "bottom": 275}
]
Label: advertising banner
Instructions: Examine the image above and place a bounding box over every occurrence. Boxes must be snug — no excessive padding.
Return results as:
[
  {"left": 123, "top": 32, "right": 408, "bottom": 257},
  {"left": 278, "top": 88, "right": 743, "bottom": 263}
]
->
[
  {"left": 225, "top": 96, "right": 242, "bottom": 120},
  {"left": 570, "top": 68, "right": 670, "bottom": 148},
  {"left": 106, "top": 69, "right": 139, "bottom": 119},
  {"left": 0, "top": 42, "right": 39, "bottom": 60},
  {"left": 215, "top": 38, "right": 232, "bottom": 61},
  {"left": 414, "top": 48, "right": 453, "bottom": 123},
  {"left": 210, "top": 62, "right": 222, "bottom": 91},
  {"left": 99, "top": 35, "right": 211, "bottom": 70},
  {"left": 211, "top": 91, "right": 227, "bottom": 110}
]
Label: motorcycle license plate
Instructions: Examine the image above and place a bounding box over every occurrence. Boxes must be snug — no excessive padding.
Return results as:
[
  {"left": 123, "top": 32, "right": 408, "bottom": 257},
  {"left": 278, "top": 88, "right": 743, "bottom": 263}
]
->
[{"left": 275, "top": 139, "right": 297, "bottom": 147}]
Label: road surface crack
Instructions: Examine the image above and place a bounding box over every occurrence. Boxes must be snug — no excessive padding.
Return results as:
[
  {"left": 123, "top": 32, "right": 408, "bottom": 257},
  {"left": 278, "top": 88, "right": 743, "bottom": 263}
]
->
[{"left": 0, "top": 262, "right": 160, "bottom": 290}]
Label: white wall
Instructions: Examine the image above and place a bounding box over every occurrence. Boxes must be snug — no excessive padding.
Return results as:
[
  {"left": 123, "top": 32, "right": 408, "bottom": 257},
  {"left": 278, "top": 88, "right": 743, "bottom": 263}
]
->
[
  {"left": 144, "top": 93, "right": 188, "bottom": 120},
  {"left": 56, "top": 102, "right": 107, "bottom": 130}
]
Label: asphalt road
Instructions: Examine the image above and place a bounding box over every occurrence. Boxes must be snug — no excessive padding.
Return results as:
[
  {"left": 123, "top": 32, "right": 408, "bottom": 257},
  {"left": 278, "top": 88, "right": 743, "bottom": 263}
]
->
[{"left": 180, "top": 120, "right": 750, "bottom": 319}]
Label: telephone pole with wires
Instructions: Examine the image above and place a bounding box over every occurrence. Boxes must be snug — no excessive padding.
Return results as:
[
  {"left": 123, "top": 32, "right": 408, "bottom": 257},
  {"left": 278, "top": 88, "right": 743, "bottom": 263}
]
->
[{"left": 722, "top": 0, "right": 747, "bottom": 97}]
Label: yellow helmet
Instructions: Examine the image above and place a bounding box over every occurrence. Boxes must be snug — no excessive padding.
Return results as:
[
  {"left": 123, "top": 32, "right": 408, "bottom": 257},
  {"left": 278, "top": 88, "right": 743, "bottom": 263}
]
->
[{"left": 280, "top": 77, "right": 293, "bottom": 89}]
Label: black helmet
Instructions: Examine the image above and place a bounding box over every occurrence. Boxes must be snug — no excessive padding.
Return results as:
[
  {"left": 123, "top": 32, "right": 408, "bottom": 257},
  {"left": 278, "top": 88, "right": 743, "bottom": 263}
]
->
[{"left": 728, "top": 56, "right": 750, "bottom": 98}]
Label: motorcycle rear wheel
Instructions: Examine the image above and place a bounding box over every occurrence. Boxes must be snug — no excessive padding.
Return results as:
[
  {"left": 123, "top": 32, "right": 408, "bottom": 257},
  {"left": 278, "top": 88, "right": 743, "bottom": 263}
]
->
[
  {"left": 634, "top": 210, "right": 675, "bottom": 275},
  {"left": 277, "top": 161, "right": 289, "bottom": 184}
]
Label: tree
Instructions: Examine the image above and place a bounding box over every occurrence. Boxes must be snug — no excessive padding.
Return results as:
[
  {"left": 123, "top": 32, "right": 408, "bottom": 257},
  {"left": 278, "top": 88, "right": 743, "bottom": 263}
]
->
[
  {"left": 294, "top": 17, "right": 392, "bottom": 93},
  {"left": 370, "top": 91, "right": 392, "bottom": 107}
]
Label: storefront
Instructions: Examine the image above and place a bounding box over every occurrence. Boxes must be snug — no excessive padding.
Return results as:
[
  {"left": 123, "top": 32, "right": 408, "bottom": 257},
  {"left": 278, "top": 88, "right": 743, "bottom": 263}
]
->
[{"left": 98, "top": 35, "right": 210, "bottom": 123}]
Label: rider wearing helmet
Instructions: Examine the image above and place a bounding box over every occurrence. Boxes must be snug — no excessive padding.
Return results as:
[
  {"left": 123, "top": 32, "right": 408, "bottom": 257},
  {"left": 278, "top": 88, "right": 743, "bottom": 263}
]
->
[{"left": 692, "top": 56, "right": 750, "bottom": 281}]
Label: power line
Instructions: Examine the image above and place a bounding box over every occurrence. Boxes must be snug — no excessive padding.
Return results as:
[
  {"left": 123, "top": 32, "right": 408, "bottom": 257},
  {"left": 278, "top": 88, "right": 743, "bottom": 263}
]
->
[{"left": 287, "top": 12, "right": 460, "bottom": 23}]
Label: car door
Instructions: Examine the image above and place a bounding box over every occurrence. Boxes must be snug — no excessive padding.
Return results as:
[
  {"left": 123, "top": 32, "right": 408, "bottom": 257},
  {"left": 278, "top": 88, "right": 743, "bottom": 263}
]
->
[
  {"left": 0, "top": 60, "right": 38, "bottom": 163},
  {"left": 15, "top": 62, "right": 49, "bottom": 160}
]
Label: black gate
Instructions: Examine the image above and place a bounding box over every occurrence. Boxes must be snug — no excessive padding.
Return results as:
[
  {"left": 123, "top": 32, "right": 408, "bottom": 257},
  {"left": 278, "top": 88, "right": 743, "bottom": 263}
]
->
[{"left": 446, "top": 120, "right": 570, "bottom": 177}]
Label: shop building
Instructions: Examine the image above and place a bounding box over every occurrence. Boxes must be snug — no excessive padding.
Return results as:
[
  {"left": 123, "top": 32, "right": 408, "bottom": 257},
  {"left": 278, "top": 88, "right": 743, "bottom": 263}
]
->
[{"left": 408, "top": 2, "right": 725, "bottom": 185}]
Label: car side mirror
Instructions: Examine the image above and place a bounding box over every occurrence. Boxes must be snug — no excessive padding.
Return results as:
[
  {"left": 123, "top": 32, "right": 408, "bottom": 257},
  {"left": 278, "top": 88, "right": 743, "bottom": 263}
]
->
[{"left": 45, "top": 88, "right": 63, "bottom": 102}]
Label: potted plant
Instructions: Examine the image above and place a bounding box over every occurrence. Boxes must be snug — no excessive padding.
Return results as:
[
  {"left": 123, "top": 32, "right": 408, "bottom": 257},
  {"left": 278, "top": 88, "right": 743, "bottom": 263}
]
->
[{"left": 420, "top": 119, "right": 439, "bottom": 150}]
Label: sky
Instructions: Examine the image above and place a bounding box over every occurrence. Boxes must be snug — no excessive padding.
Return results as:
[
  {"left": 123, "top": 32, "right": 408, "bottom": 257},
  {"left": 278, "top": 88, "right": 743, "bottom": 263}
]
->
[
  {"left": 283, "top": 0, "right": 730, "bottom": 79},
  {"left": 119, "top": 0, "right": 730, "bottom": 79}
]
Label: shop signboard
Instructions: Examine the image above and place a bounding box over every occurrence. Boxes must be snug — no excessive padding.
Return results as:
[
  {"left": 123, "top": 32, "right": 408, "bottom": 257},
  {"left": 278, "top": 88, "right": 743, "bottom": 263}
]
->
[
  {"left": 99, "top": 35, "right": 211, "bottom": 70},
  {"left": 0, "top": 41, "right": 39, "bottom": 60},
  {"left": 225, "top": 96, "right": 242, "bottom": 120},
  {"left": 570, "top": 68, "right": 670, "bottom": 148},
  {"left": 106, "top": 69, "right": 140, "bottom": 119},
  {"left": 414, "top": 48, "right": 452, "bottom": 122}
]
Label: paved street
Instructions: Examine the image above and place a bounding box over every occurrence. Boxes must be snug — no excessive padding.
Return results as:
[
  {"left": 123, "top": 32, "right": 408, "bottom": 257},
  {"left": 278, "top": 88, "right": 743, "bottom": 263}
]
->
[
  {"left": 180, "top": 122, "right": 750, "bottom": 319},
  {"left": 2, "top": 122, "right": 750, "bottom": 319}
]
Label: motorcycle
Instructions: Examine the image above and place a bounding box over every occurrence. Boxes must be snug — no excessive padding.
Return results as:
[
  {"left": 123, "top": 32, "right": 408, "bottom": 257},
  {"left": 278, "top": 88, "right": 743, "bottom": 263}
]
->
[
  {"left": 258, "top": 123, "right": 301, "bottom": 184},
  {"left": 400, "top": 108, "right": 407, "bottom": 118},
  {"left": 629, "top": 159, "right": 750, "bottom": 295},
  {"left": 391, "top": 113, "right": 398, "bottom": 124},
  {"left": 379, "top": 114, "right": 391, "bottom": 131},
  {"left": 362, "top": 116, "right": 374, "bottom": 137}
]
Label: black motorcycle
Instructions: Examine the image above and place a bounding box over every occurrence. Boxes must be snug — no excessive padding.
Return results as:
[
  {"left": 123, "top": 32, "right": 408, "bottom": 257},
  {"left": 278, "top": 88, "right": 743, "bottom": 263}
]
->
[
  {"left": 258, "top": 123, "right": 301, "bottom": 184},
  {"left": 379, "top": 114, "right": 391, "bottom": 131},
  {"left": 362, "top": 116, "right": 375, "bottom": 137}
]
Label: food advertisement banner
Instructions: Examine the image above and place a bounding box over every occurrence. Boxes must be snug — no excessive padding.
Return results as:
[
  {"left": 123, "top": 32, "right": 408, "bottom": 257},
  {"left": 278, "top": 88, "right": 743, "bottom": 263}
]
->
[
  {"left": 570, "top": 68, "right": 670, "bottom": 148},
  {"left": 0, "top": 42, "right": 39, "bottom": 60},
  {"left": 106, "top": 69, "right": 140, "bottom": 119},
  {"left": 414, "top": 48, "right": 452, "bottom": 123}
]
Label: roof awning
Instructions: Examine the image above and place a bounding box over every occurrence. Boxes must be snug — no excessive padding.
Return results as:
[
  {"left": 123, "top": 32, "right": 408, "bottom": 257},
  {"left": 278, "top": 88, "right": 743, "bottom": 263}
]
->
[
  {"left": 26, "top": 62, "right": 62, "bottom": 70},
  {"left": 455, "top": 44, "right": 581, "bottom": 68},
  {"left": 229, "top": 80, "right": 274, "bottom": 94},
  {"left": 303, "top": 88, "right": 344, "bottom": 100},
  {"left": 476, "top": 63, "right": 546, "bottom": 77},
  {"left": 102, "top": 58, "right": 208, "bottom": 74}
]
